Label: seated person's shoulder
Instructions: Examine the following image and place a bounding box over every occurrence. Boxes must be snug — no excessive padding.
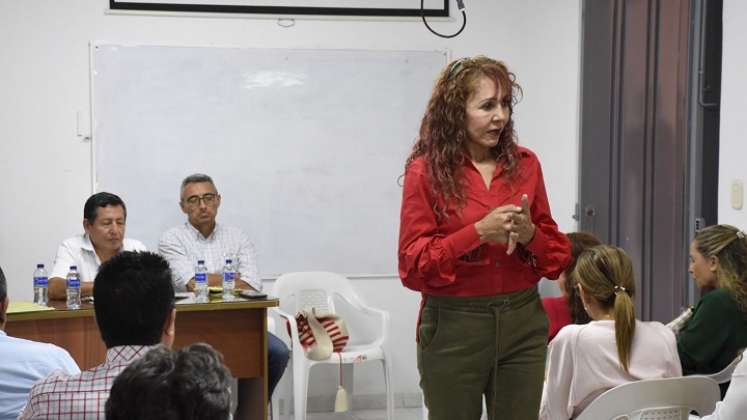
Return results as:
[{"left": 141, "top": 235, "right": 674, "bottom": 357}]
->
[
  {"left": 707, "top": 287, "right": 738, "bottom": 304},
  {"left": 638, "top": 320, "right": 677, "bottom": 342},
  {"left": 224, "top": 224, "right": 250, "bottom": 237},
  {"left": 160, "top": 225, "right": 183, "bottom": 237},
  {"left": 27, "top": 368, "right": 82, "bottom": 395},
  {"left": 551, "top": 322, "right": 587, "bottom": 345},
  {"left": 699, "top": 288, "right": 742, "bottom": 315},
  {"left": 10, "top": 334, "right": 70, "bottom": 354},
  {"left": 58, "top": 234, "right": 86, "bottom": 249},
  {"left": 123, "top": 238, "right": 147, "bottom": 251},
  {"left": 158, "top": 225, "right": 191, "bottom": 245},
  {"left": 572, "top": 321, "right": 621, "bottom": 347}
]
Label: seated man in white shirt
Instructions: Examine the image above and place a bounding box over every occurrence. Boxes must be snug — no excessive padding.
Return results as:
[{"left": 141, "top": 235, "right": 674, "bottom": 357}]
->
[
  {"left": 48, "top": 192, "right": 146, "bottom": 300},
  {"left": 19, "top": 251, "right": 176, "bottom": 420},
  {"left": 0, "top": 265, "right": 80, "bottom": 420},
  {"left": 159, "top": 173, "right": 289, "bottom": 415}
]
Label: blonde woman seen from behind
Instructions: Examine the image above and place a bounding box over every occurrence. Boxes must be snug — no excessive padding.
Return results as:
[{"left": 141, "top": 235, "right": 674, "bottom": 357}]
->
[{"left": 540, "top": 245, "right": 682, "bottom": 420}]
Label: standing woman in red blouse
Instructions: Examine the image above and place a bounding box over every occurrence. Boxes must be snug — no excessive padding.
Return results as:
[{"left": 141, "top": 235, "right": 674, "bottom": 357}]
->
[{"left": 398, "top": 56, "right": 571, "bottom": 420}]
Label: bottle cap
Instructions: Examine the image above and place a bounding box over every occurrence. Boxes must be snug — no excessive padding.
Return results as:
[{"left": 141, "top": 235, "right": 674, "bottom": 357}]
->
[
  {"left": 225, "top": 259, "right": 232, "bottom": 264},
  {"left": 197, "top": 259, "right": 205, "bottom": 264},
  {"left": 70, "top": 265, "right": 77, "bottom": 270},
  {"left": 36, "top": 263, "right": 44, "bottom": 268}
]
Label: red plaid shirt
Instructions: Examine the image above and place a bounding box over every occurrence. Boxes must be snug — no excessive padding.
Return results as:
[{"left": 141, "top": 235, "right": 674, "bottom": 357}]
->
[{"left": 18, "top": 345, "right": 157, "bottom": 419}]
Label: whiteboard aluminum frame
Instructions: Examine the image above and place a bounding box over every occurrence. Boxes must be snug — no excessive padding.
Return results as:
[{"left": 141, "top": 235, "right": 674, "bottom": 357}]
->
[
  {"left": 88, "top": 41, "right": 97, "bottom": 194},
  {"left": 109, "top": 0, "right": 449, "bottom": 17}
]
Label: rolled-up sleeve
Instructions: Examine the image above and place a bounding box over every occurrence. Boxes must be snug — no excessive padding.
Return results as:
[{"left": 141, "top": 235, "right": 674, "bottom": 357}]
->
[
  {"left": 50, "top": 241, "right": 76, "bottom": 280},
  {"left": 158, "top": 230, "right": 193, "bottom": 291},
  {"left": 398, "top": 162, "right": 481, "bottom": 292},
  {"left": 523, "top": 157, "right": 571, "bottom": 279},
  {"left": 237, "top": 233, "right": 261, "bottom": 291}
]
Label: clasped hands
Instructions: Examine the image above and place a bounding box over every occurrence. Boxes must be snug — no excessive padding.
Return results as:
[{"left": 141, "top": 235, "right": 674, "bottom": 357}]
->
[{"left": 474, "top": 194, "right": 535, "bottom": 255}]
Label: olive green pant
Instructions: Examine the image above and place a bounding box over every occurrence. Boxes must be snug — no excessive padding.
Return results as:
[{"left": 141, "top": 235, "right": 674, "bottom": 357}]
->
[{"left": 417, "top": 287, "right": 548, "bottom": 420}]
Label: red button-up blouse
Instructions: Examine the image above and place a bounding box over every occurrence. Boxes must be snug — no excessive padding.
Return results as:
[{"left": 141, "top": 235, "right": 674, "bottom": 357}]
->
[{"left": 398, "top": 146, "right": 571, "bottom": 297}]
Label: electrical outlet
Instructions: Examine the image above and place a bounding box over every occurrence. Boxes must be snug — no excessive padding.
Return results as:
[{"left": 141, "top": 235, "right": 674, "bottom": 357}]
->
[{"left": 732, "top": 179, "right": 743, "bottom": 210}]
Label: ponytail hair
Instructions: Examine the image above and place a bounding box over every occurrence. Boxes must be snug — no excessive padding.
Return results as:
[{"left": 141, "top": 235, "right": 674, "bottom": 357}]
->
[
  {"left": 564, "top": 232, "right": 603, "bottom": 324},
  {"left": 574, "top": 245, "right": 637, "bottom": 372}
]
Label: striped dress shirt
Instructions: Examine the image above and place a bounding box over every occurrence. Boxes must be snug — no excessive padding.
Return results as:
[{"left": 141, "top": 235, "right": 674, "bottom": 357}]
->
[{"left": 158, "top": 222, "right": 260, "bottom": 291}]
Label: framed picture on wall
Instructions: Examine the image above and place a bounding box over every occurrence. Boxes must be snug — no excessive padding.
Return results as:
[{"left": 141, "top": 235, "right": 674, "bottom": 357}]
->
[{"left": 109, "top": 0, "right": 450, "bottom": 17}]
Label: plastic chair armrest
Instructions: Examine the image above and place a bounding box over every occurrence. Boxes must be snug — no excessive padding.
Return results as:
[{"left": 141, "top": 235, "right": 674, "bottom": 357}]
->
[{"left": 272, "top": 308, "right": 303, "bottom": 346}]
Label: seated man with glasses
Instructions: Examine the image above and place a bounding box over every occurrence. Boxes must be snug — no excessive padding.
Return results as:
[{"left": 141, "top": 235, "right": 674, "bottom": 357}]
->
[{"left": 158, "top": 173, "right": 289, "bottom": 418}]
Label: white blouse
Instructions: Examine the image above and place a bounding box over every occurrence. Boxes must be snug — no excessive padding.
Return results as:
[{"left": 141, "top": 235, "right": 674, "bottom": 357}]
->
[
  {"left": 540, "top": 320, "right": 682, "bottom": 420},
  {"left": 700, "top": 355, "right": 747, "bottom": 420}
]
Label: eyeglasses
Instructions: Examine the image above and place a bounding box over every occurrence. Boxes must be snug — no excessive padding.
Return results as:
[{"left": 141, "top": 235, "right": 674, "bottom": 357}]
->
[{"left": 183, "top": 193, "right": 218, "bottom": 206}]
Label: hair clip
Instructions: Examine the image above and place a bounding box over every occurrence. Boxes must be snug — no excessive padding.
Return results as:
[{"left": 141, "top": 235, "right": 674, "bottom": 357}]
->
[
  {"left": 446, "top": 58, "right": 468, "bottom": 80},
  {"left": 737, "top": 230, "right": 745, "bottom": 240},
  {"left": 613, "top": 285, "right": 627, "bottom": 294}
]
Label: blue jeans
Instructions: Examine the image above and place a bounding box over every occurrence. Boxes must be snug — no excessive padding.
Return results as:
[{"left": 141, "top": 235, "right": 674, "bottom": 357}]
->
[{"left": 268, "top": 332, "right": 290, "bottom": 398}]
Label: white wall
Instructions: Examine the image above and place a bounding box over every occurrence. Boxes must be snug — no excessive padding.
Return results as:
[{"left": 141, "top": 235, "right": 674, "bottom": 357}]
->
[
  {"left": 719, "top": 0, "right": 747, "bottom": 227},
  {"left": 0, "top": 0, "right": 580, "bottom": 403}
]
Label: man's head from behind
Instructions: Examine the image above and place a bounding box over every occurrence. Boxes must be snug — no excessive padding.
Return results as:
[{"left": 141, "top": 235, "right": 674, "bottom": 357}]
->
[
  {"left": 105, "top": 343, "right": 232, "bottom": 420},
  {"left": 94, "top": 251, "right": 175, "bottom": 348},
  {"left": 83, "top": 192, "right": 128, "bottom": 256},
  {"left": 179, "top": 174, "right": 221, "bottom": 229}
]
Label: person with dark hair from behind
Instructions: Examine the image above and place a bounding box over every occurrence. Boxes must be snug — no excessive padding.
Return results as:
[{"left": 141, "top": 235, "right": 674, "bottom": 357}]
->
[
  {"left": 0, "top": 265, "right": 80, "bottom": 420},
  {"left": 47, "top": 192, "right": 146, "bottom": 300},
  {"left": 540, "top": 245, "right": 681, "bottom": 420},
  {"left": 106, "top": 343, "right": 232, "bottom": 420},
  {"left": 19, "top": 251, "right": 175, "bottom": 420},
  {"left": 541, "top": 232, "right": 601, "bottom": 341}
]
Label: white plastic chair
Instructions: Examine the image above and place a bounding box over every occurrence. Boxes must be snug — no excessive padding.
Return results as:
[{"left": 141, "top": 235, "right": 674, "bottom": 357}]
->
[
  {"left": 707, "top": 350, "right": 744, "bottom": 384},
  {"left": 575, "top": 376, "right": 720, "bottom": 420},
  {"left": 270, "top": 272, "right": 394, "bottom": 420}
]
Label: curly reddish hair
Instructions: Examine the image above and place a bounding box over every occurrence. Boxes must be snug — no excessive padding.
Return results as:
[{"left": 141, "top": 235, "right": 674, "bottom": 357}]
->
[{"left": 406, "top": 56, "right": 522, "bottom": 218}]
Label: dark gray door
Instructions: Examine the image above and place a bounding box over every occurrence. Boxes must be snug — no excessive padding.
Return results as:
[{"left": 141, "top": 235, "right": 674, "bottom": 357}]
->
[{"left": 578, "top": 0, "right": 720, "bottom": 322}]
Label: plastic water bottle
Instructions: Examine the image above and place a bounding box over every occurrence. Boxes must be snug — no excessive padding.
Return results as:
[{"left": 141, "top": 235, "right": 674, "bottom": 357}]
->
[
  {"left": 222, "top": 259, "right": 235, "bottom": 300},
  {"left": 195, "top": 259, "right": 209, "bottom": 303},
  {"left": 33, "top": 264, "right": 49, "bottom": 306},
  {"left": 66, "top": 265, "right": 81, "bottom": 310}
]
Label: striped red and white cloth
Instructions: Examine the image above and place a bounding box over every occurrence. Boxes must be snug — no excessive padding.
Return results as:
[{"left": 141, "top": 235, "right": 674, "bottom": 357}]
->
[{"left": 293, "top": 311, "right": 349, "bottom": 354}]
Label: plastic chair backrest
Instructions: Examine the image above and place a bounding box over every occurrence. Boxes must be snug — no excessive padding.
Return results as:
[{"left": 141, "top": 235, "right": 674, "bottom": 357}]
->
[
  {"left": 273, "top": 271, "right": 381, "bottom": 345},
  {"left": 575, "top": 376, "right": 720, "bottom": 420},
  {"left": 298, "top": 289, "right": 334, "bottom": 315},
  {"left": 273, "top": 271, "right": 359, "bottom": 316},
  {"left": 707, "top": 350, "right": 744, "bottom": 384}
]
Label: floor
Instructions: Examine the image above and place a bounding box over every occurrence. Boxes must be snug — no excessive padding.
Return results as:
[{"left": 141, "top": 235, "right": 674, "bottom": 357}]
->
[{"left": 306, "top": 408, "right": 423, "bottom": 420}]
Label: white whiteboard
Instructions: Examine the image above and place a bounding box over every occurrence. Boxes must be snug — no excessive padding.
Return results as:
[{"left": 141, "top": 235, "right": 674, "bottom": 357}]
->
[{"left": 92, "top": 44, "right": 446, "bottom": 276}]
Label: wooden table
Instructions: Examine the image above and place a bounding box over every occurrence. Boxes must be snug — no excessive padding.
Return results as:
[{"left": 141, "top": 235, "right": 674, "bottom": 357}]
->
[{"left": 6, "top": 297, "right": 278, "bottom": 420}]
